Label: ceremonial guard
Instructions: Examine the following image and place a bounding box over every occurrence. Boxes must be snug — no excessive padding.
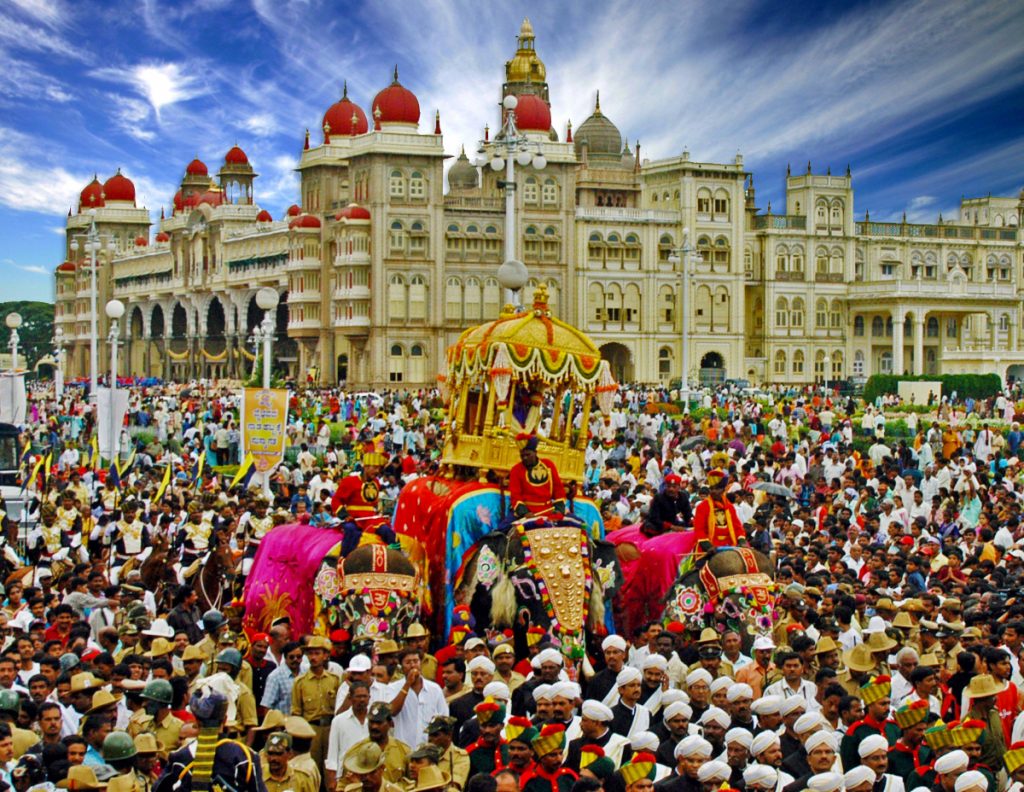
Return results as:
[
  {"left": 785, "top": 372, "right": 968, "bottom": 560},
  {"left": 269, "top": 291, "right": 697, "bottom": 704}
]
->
[
  {"left": 26, "top": 502, "right": 71, "bottom": 579},
  {"left": 839, "top": 676, "right": 900, "bottom": 771},
  {"left": 331, "top": 443, "right": 392, "bottom": 552},
  {"left": 240, "top": 495, "right": 273, "bottom": 577},
  {"left": 466, "top": 699, "right": 509, "bottom": 776},
  {"left": 176, "top": 501, "right": 214, "bottom": 573},
  {"left": 508, "top": 435, "right": 566, "bottom": 519},
  {"left": 520, "top": 725, "right": 576, "bottom": 792},
  {"left": 111, "top": 500, "right": 152, "bottom": 585},
  {"left": 691, "top": 470, "right": 747, "bottom": 551}
]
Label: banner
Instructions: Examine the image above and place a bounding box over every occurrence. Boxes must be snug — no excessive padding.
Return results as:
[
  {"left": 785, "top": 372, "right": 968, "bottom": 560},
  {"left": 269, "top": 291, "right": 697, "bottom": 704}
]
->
[
  {"left": 241, "top": 388, "right": 288, "bottom": 473},
  {"left": 0, "top": 372, "right": 26, "bottom": 425},
  {"left": 96, "top": 387, "right": 130, "bottom": 463}
]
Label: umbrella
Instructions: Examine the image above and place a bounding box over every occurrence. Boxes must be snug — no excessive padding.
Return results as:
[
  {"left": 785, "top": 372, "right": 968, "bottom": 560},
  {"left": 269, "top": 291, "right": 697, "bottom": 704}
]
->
[
  {"left": 752, "top": 481, "right": 797, "bottom": 499},
  {"left": 678, "top": 436, "right": 706, "bottom": 451}
]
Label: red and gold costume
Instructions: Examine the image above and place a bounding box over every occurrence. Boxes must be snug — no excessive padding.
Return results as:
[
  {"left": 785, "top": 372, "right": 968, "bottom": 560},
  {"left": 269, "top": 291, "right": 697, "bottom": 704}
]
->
[
  {"left": 692, "top": 470, "right": 744, "bottom": 550},
  {"left": 331, "top": 473, "right": 388, "bottom": 532},
  {"left": 509, "top": 459, "right": 566, "bottom": 519}
]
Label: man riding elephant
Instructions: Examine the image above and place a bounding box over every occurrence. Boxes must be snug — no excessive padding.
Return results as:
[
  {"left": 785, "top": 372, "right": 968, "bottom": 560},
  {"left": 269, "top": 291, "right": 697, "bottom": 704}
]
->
[
  {"left": 331, "top": 443, "right": 394, "bottom": 554},
  {"left": 691, "top": 470, "right": 747, "bottom": 553},
  {"left": 509, "top": 435, "right": 566, "bottom": 520}
]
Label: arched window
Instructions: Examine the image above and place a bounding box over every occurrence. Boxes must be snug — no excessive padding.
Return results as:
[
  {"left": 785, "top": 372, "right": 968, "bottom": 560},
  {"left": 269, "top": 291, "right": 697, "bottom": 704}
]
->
[
  {"left": 815, "top": 199, "right": 828, "bottom": 227},
  {"left": 409, "top": 274, "right": 427, "bottom": 320},
  {"left": 793, "top": 350, "right": 805, "bottom": 375},
  {"left": 465, "top": 277, "right": 482, "bottom": 322},
  {"left": 444, "top": 277, "right": 461, "bottom": 321},
  {"left": 790, "top": 297, "right": 805, "bottom": 329},
  {"left": 697, "top": 188, "right": 712, "bottom": 215},
  {"left": 658, "top": 347, "right": 672, "bottom": 379},
  {"left": 695, "top": 286, "right": 713, "bottom": 330},
  {"left": 776, "top": 244, "right": 789, "bottom": 274},
  {"left": 815, "top": 298, "right": 828, "bottom": 328},
  {"left": 816, "top": 246, "right": 829, "bottom": 275},
  {"left": 542, "top": 178, "right": 557, "bottom": 205},
  {"left": 774, "top": 350, "right": 787, "bottom": 375},
  {"left": 853, "top": 350, "right": 865, "bottom": 375},
  {"left": 712, "top": 236, "right": 730, "bottom": 268},
  {"left": 870, "top": 316, "right": 883, "bottom": 337},
  {"left": 830, "top": 247, "right": 844, "bottom": 275},
  {"left": 388, "top": 344, "right": 404, "bottom": 383},
  {"left": 604, "top": 283, "right": 623, "bottom": 324},
  {"left": 389, "top": 170, "right": 405, "bottom": 199},
  {"left": 483, "top": 278, "right": 501, "bottom": 319},
  {"left": 588, "top": 283, "right": 605, "bottom": 324},
  {"left": 524, "top": 177, "right": 539, "bottom": 204},
  {"left": 831, "top": 350, "right": 843, "bottom": 377},
  {"left": 713, "top": 189, "right": 729, "bottom": 217},
  {"left": 791, "top": 245, "right": 805, "bottom": 273},
  {"left": 880, "top": 351, "right": 893, "bottom": 374},
  {"left": 926, "top": 316, "right": 939, "bottom": 337},
  {"left": 775, "top": 297, "right": 789, "bottom": 328},
  {"left": 714, "top": 286, "right": 730, "bottom": 331},
  {"left": 409, "top": 171, "right": 425, "bottom": 199},
  {"left": 830, "top": 299, "right": 842, "bottom": 328},
  {"left": 830, "top": 199, "right": 843, "bottom": 227},
  {"left": 814, "top": 350, "right": 827, "bottom": 379},
  {"left": 659, "top": 285, "right": 676, "bottom": 325},
  {"left": 389, "top": 220, "right": 405, "bottom": 253},
  {"left": 388, "top": 275, "right": 407, "bottom": 321}
]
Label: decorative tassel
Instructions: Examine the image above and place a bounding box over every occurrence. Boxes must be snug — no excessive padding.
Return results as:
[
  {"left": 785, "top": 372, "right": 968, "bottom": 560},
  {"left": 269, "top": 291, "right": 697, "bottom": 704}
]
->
[
  {"left": 490, "top": 574, "right": 517, "bottom": 628},
  {"left": 587, "top": 585, "right": 605, "bottom": 631}
]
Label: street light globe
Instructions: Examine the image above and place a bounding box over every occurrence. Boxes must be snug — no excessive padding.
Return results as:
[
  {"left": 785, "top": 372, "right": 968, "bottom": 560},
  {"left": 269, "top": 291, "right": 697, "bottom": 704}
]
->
[
  {"left": 532, "top": 154, "right": 547, "bottom": 170},
  {"left": 255, "top": 287, "right": 279, "bottom": 311},
  {"left": 489, "top": 157, "right": 505, "bottom": 171},
  {"left": 54, "top": 327, "right": 64, "bottom": 339},
  {"left": 516, "top": 150, "right": 532, "bottom": 167},
  {"left": 668, "top": 255, "right": 681, "bottom": 265},
  {"left": 105, "top": 299, "right": 125, "bottom": 319},
  {"left": 682, "top": 226, "right": 690, "bottom": 237},
  {"left": 502, "top": 95, "right": 518, "bottom": 110},
  {"left": 497, "top": 259, "right": 529, "bottom": 292},
  {"left": 5, "top": 313, "right": 21, "bottom": 330},
  {"left": 70, "top": 240, "right": 79, "bottom": 252}
]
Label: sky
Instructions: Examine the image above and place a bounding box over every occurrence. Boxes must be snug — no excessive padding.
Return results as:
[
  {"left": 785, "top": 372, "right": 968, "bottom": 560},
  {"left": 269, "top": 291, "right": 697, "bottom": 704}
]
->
[{"left": 1, "top": 0, "right": 1022, "bottom": 302}]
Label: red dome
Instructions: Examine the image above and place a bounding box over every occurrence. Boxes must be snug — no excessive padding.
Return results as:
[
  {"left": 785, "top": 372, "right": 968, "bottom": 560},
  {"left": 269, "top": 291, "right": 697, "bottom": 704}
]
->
[
  {"left": 323, "top": 83, "right": 369, "bottom": 138},
  {"left": 183, "top": 192, "right": 201, "bottom": 209},
  {"left": 155, "top": 231, "right": 170, "bottom": 242},
  {"left": 57, "top": 261, "right": 76, "bottom": 273},
  {"left": 103, "top": 169, "right": 135, "bottom": 203},
  {"left": 289, "top": 214, "right": 321, "bottom": 229},
  {"left": 134, "top": 235, "right": 148, "bottom": 246},
  {"left": 286, "top": 204, "right": 301, "bottom": 216},
  {"left": 185, "top": 158, "right": 208, "bottom": 176},
  {"left": 198, "top": 190, "right": 225, "bottom": 207},
  {"left": 173, "top": 190, "right": 183, "bottom": 212},
  {"left": 372, "top": 68, "right": 420, "bottom": 126},
  {"left": 79, "top": 177, "right": 105, "bottom": 210},
  {"left": 514, "top": 94, "right": 551, "bottom": 132},
  {"left": 335, "top": 203, "right": 370, "bottom": 221},
  {"left": 256, "top": 209, "right": 273, "bottom": 222},
  {"left": 224, "top": 145, "right": 248, "bottom": 165}
]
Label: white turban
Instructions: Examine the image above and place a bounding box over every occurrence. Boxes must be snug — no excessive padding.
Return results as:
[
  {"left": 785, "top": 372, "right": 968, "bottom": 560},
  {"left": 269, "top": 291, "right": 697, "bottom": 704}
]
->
[
  {"left": 794, "top": 712, "right": 824, "bottom": 735},
  {"left": 750, "top": 731, "right": 780, "bottom": 758},
  {"left": 675, "top": 735, "right": 713, "bottom": 759},
  {"left": 482, "top": 681, "right": 510, "bottom": 700},
  {"left": 955, "top": 771, "right": 988, "bottom": 792},
  {"left": 581, "top": 700, "right": 613, "bottom": 721},
  {"left": 844, "top": 767, "right": 877, "bottom": 790},
  {"left": 751, "top": 695, "right": 783, "bottom": 716},
  {"left": 602, "top": 635, "right": 628, "bottom": 652},
  {"left": 662, "top": 689, "right": 690, "bottom": 706},
  {"left": 536, "top": 648, "right": 563, "bottom": 666},
  {"left": 725, "top": 728, "right": 753, "bottom": 749},
  {"left": 744, "top": 765, "right": 779, "bottom": 790},
  {"left": 532, "top": 684, "right": 553, "bottom": 703},
  {"left": 550, "top": 681, "right": 580, "bottom": 701},
  {"left": 804, "top": 731, "right": 837, "bottom": 754},
  {"left": 710, "top": 676, "right": 734, "bottom": 695},
  {"left": 935, "top": 751, "right": 969, "bottom": 775},
  {"left": 857, "top": 734, "right": 888, "bottom": 758},
  {"left": 780, "top": 696, "right": 808, "bottom": 716},
  {"left": 686, "top": 669, "right": 713, "bottom": 687},
  {"left": 663, "top": 701, "right": 692, "bottom": 722},
  {"left": 616, "top": 667, "right": 642, "bottom": 687},
  {"left": 466, "top": 656, "right": 495, "bottom": 674},
  {"left": 699, "top": 706, "right": 730, "bottom": 728},
  {"left": 807, "top": 772, "right": 844, "bottom": 792},
  {"left": 727, "top": 683, "right": 754, "bottom": 702},
  {"left": 697, "top": 760, "right": 731, "bottom": 783},
  {"left": 631, "top": 731, "right": 659, "bottom": 752},
  {"left": 643, "top": 654, "right": 668, "bottom": 672}
]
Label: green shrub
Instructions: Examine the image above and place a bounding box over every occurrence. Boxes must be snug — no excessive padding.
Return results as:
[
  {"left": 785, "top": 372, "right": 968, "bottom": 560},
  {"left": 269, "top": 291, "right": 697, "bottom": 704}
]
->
[{"left": 863, "top": 374, "right": 1001, "bottom": 404}]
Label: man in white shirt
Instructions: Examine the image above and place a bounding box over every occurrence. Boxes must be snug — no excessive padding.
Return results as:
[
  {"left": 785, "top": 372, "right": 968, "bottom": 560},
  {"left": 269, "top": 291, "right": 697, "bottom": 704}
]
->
[
  {"left": 325, "top": 680, "right": 371, "bottom": 791},
  {"left": 763, "top": 651, "right": 818, "bottom": 710},
  {"left": 386, "top": 648, "right": 448, "bottom": 747}
]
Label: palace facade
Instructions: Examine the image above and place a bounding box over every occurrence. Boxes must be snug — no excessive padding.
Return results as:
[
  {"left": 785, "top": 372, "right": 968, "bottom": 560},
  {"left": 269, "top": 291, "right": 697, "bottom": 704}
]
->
[{"left": 53, "top": 20, "right": 1024, "bottom": 387}]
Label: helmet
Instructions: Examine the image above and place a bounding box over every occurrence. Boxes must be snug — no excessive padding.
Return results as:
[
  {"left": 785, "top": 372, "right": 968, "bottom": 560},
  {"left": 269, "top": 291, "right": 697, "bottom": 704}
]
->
[
  {"left": 215, "top": 648, "right": 242, "bottom": 669},
  {"left": 190, "top": 690, "right": 228, "bottom": 727},
  {"left": 202, "top": 609, "right": 225, "bottom": 632},
  {"left": 140, "top": 679, "right": 173, "bottom": 706},
  {"left": 102, "top": 731, "right": 138, "bottom": 762},
  {"left": 0, "top": 689, "right": 19, "bottom": 714}
]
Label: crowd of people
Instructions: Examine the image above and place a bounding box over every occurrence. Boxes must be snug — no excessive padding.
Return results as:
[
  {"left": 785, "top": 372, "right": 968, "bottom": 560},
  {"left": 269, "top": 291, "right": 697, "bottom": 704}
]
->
[{"left": 3, "top": 379, "right": 1024, "bottom": 792}]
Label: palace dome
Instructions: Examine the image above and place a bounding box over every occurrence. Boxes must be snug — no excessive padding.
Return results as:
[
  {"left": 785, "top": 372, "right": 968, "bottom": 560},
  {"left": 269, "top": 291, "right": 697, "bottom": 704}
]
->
[
  {"left": 224, "top": 145, "right": 248, "bottom": 165},
  {"left": 447, "top": 148, "right": 478, "bottom": 190},
  {"left": 256, "top": 209, "right": 273, "bottom": 222},
  {"left": 371, "top": 68, "right": 420, "bottom": 127},
  {"left": 186, "top": 158, "right": 208, "bottom": 176},
  {"left": 155, "top": 231, "right": 170, "bottom": 242},
  {"left": 286, "top": 204, "right": 301, "bottom": 217},
  {"left": 79, "top": 177, "right": 105, "bottom": 210},
  {"left": 574, "top": 93, "right": 622, "bottom": 160},
  {"left": 323, "top": 83, "right": 369, "bottom": 137},
  {"left": 57, "top": 261, "right": 76, "bottom": 273},
  {"left": 103, "top": 169, "right": 136, "bottom": 203},
  {"left": 335, "top": 203, "right": 370, "bottom": 221},
  {"left": 514, "top": 93, "right": 551, "bottom": 132},
  {"left": 289, "top": 214, "right": 321, "bottom": 229}
]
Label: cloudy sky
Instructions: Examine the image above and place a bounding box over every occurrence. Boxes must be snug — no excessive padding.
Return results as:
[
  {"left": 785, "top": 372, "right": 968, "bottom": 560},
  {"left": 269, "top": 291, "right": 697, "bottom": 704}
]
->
[{"left": 1, "top": 0, "right": 1022, "bottom": 302}]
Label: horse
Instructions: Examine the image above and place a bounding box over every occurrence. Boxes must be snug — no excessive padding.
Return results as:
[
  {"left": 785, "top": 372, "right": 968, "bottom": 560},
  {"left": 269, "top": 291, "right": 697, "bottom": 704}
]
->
[
  {"left": 139, "top": 531, "right": 180, "bottom": 610},
  {"left": 192, "top": 532, "right": 237, "bottom": 613}
]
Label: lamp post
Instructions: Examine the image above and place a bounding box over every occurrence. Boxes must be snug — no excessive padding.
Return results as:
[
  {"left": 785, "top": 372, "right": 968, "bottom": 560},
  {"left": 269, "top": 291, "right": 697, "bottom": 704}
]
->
[
  {"left": 53, "top": 327, "right": 65, "bottom": 400},
  {"left": 5, "top": 313, "right": 21, "bottom": 424},
  {"left": 473, "top": 94, "right": 547, "bottom": 305},
  {"left": 105, "top": 299, "right": 124, "bottom": 467},
  {"left": 668, "top": 228, "right": 703, "bottom": 412},
  {"left": 69, "top": 212, "right": 113, "bottom": 402},
  {"left": 254, "top": 288, "right": 279, "bottom": 390}
]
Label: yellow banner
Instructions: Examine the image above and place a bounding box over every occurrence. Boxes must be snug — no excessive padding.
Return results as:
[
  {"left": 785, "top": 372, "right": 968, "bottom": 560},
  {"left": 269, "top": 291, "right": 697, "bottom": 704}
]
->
[{"left": 242, "top": 388, "right": 289, "bottom": 473}]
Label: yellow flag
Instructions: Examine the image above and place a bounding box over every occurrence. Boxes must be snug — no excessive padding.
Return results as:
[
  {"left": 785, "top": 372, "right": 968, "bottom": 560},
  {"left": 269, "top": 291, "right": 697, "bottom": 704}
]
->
[
  {"left": 118, "top": 448, "right": 136, "bottom": 477},
  {"left": 193, "top": 453, "right": 205, "bottom": 489},
  {"left": 43, "top": 453, "right": 53, "bottom": 485},
  {"left": 91, "top": 435, "right": 100, "bottom": 470},
  {"left": 229, "top": 454, "right": 254, "bottom": 489},
  {"left": 154, "top": 464, "right": 172, "bottom": 503},
  {"left": 27, "top": 456, "right": 44, "bottom": 489}
]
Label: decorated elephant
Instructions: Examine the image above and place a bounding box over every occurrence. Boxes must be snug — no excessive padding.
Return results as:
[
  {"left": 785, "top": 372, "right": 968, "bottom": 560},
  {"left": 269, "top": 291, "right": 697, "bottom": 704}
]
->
[
  {"left": 662, "top": 546, "right": 777, "bottom": 648},
  {"left": 455, "top": 516, "right": 622, "bottom": 658}
]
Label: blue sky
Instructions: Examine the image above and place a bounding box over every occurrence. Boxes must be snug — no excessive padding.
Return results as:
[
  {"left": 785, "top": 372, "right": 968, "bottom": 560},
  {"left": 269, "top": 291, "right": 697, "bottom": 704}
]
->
[{"left": 1, "top": 0, "right": 1022, "bottom": 302}]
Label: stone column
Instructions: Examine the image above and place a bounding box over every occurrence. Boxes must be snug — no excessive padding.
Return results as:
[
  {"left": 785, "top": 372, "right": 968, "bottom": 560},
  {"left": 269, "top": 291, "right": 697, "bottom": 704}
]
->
[
  {"left": 892, "top": 307, "right": 905, "bottom": 375},
  {"left": 913, "top": 314, "right": 925, "bottom": 375},
  {"left": 1011, "top": 311, "right": 1019, "bottom": 351}
]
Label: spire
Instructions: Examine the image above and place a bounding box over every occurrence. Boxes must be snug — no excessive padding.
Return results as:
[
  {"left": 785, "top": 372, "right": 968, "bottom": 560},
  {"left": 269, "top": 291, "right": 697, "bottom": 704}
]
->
[
  {"left": 786, "top": 163, "right": 791, "bottom": 177},
  {"left": 806, "top": 161, "right": 812, "bottom": 174},
  {"left": 373, "top": 105, "right": 382, "bottom": 131},
  {"left": 635, "top": 140, "right": 640, "bottom": 173},
  {"left": 827, "top": 165, "right": 831, "bottom": 175},
  {"left": 160, "top": 207, "right": 165, "bottom": 219},
  {"left": 846, "top": 163, "right": 851, "bottom": 177},
  {"left": 323, "top": 121, "right": 331, "bottom": 144},
  {"left": 342, "top": 80, "right": 348, "bottom": 100},
  {"left": 434, "top": 109, "right": 441, "bottom": 135},
  {"left": 566, "top": 120, "right": 572, "bottom": 143},
  {"left": 594, "top": 90, "right": 601, "bottom": 115},
  {"left": 303, "top": 128, "right": 310, "bottom": 150},
  {"left": 484, "top": 124, "right": 490, "bottom": 142},
  {"left": 393, "top": 64, "right": 399, "bottom": 84}
]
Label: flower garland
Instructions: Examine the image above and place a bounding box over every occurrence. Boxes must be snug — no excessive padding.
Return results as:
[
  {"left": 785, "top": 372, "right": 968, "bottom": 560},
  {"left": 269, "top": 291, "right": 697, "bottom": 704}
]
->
[{"left": 515, "top": 520, "right": 591, "bottom": 659}]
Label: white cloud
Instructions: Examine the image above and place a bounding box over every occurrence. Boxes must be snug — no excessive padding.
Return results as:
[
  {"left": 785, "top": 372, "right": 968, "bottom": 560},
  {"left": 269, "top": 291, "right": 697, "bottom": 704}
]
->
[
  {"left": 244, "top": 113, "right": 279, "bottom": 137},
  {"left": 908, "top": 196, "right": 936, "bottom": 211},
  {"left": 17, "top": 264, "right": 50, "bottom": 275},
  {"left": 8, "top": 0, "right": 63, "bottom": 27},
  {"left": 92, "top": 61, "right": 207, "bottom": 121},
  {"left": 0, "top": 130, "right": 90, "bottom": 216}
]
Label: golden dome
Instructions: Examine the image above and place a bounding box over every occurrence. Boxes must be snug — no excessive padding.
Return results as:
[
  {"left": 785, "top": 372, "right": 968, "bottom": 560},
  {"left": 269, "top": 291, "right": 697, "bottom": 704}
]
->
[{"left": 505, "top": 17, "right": 546, "bottom": 85}]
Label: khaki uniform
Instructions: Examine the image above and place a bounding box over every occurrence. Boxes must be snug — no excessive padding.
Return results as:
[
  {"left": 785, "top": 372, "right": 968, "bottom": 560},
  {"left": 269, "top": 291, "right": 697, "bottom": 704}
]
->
[
  {"left": 942, "top": 643, "right": 962, "bottom": 674},
  {"left": 685, "top": 659, "right": 735, "bottom": 679},
  {"left": 421, "top": 654, "right": 438, "bottom": 682},
  {"left": 444, "top": 683, "right": 471, "bottom": 704},
  {"left": 343, "top": 738, "right": 410, "bottom": 785},
  {"left": 344, "top": 781, "right": 405, "bottom": 792},
  {"left": 291, "top": 669, "right": 341, "bottom": 774},
  {"left": 440, "top": 744, "right": 470, "bottom": 790},
  {"left": 836, "top": 670, "right": 870, "bottom": 697},
  {"left": 127, "top": 710, "right": 184, "bottom": 756},
  {"left": 773, "top": 615, "right": 798, "bottom": 647},
  {"left": 264, "top": 766, "right": 318, "bottom": 792},
  {"left": 290, "top": 754, "right": 321, "bottom": 791},
  {"left": 196, "top": 635, "right": 218, "bottom": 661},
  {"left": 237, "top": 660, "right": 254, "bottom": 692},
  {"left": 499, "top": 671, "right": 527, "bottom": 693},
  {"left": 12, "top": 726, "right": 38, "bottom": 758},
  {"left": 231, "top": 686, "right": 258, "bottom": 734}
]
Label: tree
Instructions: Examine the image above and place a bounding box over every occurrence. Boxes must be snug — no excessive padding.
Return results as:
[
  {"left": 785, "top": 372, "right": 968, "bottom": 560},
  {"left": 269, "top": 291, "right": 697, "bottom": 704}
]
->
[{"left": 0, "top": 301, "right": 54, "bottom": 371}]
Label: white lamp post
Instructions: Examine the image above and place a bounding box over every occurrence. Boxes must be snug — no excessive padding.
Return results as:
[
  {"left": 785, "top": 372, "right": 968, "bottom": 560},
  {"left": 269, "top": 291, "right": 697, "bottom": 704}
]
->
[
  {"left": 105, "top": 299, "right": 124, "bottom": 466},
  {"left": 668, "top": 228, "right": 703, "bottom": 412},
  {"left": 53, "top": 327, "right": 65, "bottom": 400},
  {"left": 69, "top": 212, "right": 113, "bottom": 403},
  {"left": 473, "top": 94, "right": 547, "bottom": 305},
  {"left": 5, "top": 313, "right": 21, "bottom": 374},
  {"left": 254, "top": 288, "right": 279, "bottom": 390}
]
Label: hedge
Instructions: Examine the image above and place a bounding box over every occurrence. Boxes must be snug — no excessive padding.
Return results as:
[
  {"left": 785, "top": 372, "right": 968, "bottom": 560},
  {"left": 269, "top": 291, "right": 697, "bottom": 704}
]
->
[{"left": 863, "top": 374, "right": 1001, "bottom": 403}]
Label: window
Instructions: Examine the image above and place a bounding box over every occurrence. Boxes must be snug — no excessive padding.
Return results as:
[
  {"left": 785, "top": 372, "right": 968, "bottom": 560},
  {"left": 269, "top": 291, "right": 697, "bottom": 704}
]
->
[
  {"left": 830, "top": 201, "right": 843, "bottom": 227},
  {"left": 880, "top": 351, "right": 893, "bottom": 374},
  {"left": 445, "top": 277, "right": 461, "bottom": 321},
  {"left": 389, "top": 221, "right": 405, "bottom": 253},
  {"left": 946, "top": 318, "right": 958, "bottom": 339},
  {"left": 815, "top": 298, "right": 828, "bottom": 328},
  {"left": 713, "top": 190, "right": 728, "bottom": 216},
  {"left": 790, "top": 298, "right": 805, "bottom": 329},
  {"left": 483, "top": 278, "right": 501, "bottom": 318},
  {"left": 389, "top": 170, "right": 405, "bottom": 199},
  {"left": 793, "top": 350, "right": 804, "bottom": 375},
  {"left": 659, "top": 234, "right": 673, "bottom": 263},
  {"left": 926, "top": 317, "right": 939, "bottom": 338},
  {"left": 542, "top": 178, "right": 557, "bottom": 205},
  {"left": 388, "top": 275, "right": 406, "bottom": 321},
  {"left": 816, "top": 247, "right": 829, "bottom": 274},
  {"left": 661, "top": 287, "right": 675, "bottom": 324},
  {"left": 814, "top": 350, "right": 827, "bottom": 379},
  {"left": 409, "top": 275, "right": 427, "bottom": 320},
  {"left": 659, "top": 347, "right": 672, "bottom": 378},
  {"left": 1000, "top": 314, "right": 1010, "bottom": 332},
  {"left": 465, "top": 277, "right": 482, "bottom": 322},
  {"left": 774, "top": 350, "right": 787, "bottom": 375},
  {"left": 853, "top": 350, "right": 865, "bottom": 375},
  {"left": 775, "top": 297, "right": 789, "bottom": 328},
  {"left": 409, "top": 171, "right": 425, "bottom": 200},
  {"left": 792, "top": 246, "right": 804, "bottom": 273},
  {"left": 831, "top": 351, "right": 843, "bottom": 377},
  {"left": 871, "top": 316, "right": 883, "bottom": 337},
  {"left": 524, "top": 177, "right": 538, "bottom": 204},
  {"left": 816, "top": 200, "right": 827, "bottom": 227},
  {"left": 388, "top": 344, "right": 404, "bottom": 382},
  {"left": 830, "top": 300, "right": 842, "bottom": 328},
  {"left": 697, "top": 189, "right": 711, "bottom": 214}
]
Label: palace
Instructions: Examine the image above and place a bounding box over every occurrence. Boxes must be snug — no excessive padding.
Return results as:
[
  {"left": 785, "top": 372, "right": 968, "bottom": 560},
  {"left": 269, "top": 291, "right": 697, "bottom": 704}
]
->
[{"left": 53, "top": 20, "right": 1024, "bottom": 388}]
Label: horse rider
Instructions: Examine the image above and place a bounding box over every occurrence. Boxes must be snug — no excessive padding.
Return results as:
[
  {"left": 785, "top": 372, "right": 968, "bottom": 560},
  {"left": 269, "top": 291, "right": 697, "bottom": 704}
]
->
[
  {"left": 110, "top": 499, "right": 153, "bottom": 586},
  {"left": 240, "top": 495, "right": 273, "bottom": 578},
  {"left": 175, "top": 501, "right": 214, "bottom": 581},
  {"left": 26, "top": 502, "right": 73, "bottom": 585}
]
